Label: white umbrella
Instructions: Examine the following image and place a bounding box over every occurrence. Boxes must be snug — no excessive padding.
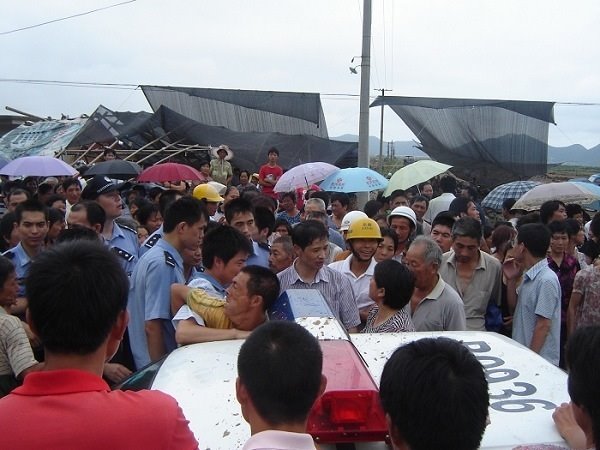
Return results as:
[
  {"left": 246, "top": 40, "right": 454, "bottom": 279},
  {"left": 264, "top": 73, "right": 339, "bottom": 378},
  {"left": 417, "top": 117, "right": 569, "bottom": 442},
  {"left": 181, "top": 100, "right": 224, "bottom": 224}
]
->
[
  {"left": 384, "top": 160, "right": 452, "bottom": 196},
  {"left": 274, "top": 162, "right": 338, "bottom": 193},
  {"left": 0, "top": 156, "right": 77, "bottom": 177},
  {"left": 513, "top": 182, "right": 600, "bottom": 211}
]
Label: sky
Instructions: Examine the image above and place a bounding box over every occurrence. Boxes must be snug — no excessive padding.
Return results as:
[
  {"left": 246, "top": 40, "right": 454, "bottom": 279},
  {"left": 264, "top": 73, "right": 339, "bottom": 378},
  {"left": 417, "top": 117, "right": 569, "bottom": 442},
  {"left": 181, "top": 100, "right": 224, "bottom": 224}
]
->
[{"left": 2, "top": 0, "right": 600, "bottom": 149}]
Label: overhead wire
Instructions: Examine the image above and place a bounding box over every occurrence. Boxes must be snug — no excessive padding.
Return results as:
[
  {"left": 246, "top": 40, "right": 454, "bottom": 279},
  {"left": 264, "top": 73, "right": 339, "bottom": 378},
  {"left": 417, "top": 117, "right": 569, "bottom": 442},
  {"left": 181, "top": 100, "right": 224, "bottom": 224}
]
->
[{"left": 0, "top": 0, "right": 137, "bottom": 36}]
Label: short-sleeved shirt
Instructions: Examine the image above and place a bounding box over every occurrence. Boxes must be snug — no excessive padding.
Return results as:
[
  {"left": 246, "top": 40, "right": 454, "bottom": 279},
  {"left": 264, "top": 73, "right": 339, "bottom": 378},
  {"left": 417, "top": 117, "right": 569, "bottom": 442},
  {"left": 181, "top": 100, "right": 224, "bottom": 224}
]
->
[
  {"left": 571, "top": 265, "right": 600, "bottom": 329},
  {"left": 512, "top": 259, "right": 561, "bottom": 366},
  {"left": 440, "top": 250, "right": 502, "bottom": 331},
  {"left": 328, "top": 255, "right": 377, "bottom": 310},
  {"left": 128, "top": 239, "right": 184, "bottom": 370},
  {"left": 209, "top": 158, "right": 232, "bottom": 185},
  {"left": 547, "top": 253, "right": 579, "bottom": 324},
  {"left": 106, "top": 222, "right": 139, "bottom": 276},
  {"left": 404, "top": 276, "right": 467, "bottom": 331},
  {"left": 278, "top": 261, "right": 360, "bottom": 330},
  {"left": 259, "top": 164, "right": 283, "bottom": 199},
  {"left": 361, "top": 306, "right": 415, "bottom": 333},
  {"left": 0, "top": 369, "right": 198, "bottom": 450},
  {"left": 2, "top": 243, "right": 33, "bottom": 297},
  {"left": 0, "top": 309, "right": 37, "bottom": 378}
]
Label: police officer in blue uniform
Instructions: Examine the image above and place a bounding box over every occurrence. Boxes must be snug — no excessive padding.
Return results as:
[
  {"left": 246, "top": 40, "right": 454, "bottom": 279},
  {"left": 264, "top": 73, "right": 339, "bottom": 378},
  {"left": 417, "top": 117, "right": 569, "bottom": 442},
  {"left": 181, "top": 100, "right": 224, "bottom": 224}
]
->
[
  {"left": 139, "top": 189, "right": 183, "bottom": 258},
  {"left": 127, "top": 197, "right": 208, "bottom": 370},
  {"left": 81, "top": 176, "right": 139, "bottom": 276},
  {"left": 2, "top": 200, "right": 49, "bottom": 301}
]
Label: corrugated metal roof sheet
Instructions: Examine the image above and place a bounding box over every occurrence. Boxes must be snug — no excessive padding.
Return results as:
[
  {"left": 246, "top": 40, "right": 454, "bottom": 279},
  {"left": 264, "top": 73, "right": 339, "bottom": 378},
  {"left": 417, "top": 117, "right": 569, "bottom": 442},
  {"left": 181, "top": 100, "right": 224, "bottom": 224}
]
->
[{"left": 141, "top": 85, "right": 328, "bottom": 138}]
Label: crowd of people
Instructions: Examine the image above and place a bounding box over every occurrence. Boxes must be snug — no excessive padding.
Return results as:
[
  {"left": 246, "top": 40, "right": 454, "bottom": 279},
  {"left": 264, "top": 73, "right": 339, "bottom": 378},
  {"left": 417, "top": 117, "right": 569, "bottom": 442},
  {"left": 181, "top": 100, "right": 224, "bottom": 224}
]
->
[{"left": 0, "top": 144, "right": 599, "bottom": 448}]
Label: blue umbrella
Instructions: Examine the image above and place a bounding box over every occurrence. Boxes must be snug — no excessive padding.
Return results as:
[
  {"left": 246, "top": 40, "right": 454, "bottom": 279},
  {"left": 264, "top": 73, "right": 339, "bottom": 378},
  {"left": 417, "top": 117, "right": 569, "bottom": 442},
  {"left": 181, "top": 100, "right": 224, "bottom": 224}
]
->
[
  {"left": 319, "top": 167, "right": 388, "bottom": 193},
  {"left": 481, "top": 180, "right": 541, "bottom": 210}
]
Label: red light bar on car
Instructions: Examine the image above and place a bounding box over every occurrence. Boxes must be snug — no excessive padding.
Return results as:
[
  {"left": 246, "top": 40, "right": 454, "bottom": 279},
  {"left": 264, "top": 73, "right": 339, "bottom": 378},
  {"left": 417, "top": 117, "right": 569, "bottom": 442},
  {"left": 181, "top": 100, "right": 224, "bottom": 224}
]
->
[{"left": 306, "top": 340, "right": 389, "bottom": 443}]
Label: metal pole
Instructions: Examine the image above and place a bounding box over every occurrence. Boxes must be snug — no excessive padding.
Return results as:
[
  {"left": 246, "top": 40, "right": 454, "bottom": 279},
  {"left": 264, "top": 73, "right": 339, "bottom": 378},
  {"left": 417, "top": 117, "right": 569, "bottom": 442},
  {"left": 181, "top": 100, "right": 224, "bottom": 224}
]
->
[
  {"left": 376, "top": 88, "right": 390, "bottom": 173},
  {"left": 357, "top": 0, "right": 372, "bottom": 208}
]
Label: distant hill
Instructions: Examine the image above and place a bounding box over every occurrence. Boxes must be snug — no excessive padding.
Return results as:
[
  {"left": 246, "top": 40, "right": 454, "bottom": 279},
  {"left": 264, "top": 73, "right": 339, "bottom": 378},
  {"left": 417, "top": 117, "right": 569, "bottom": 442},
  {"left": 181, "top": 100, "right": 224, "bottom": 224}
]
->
[
  {"left": 334, "top": 134, "right": 427, "bottom": 157},
  {"left": 333, "top": 134, "right": 600, "bottom": 167}
]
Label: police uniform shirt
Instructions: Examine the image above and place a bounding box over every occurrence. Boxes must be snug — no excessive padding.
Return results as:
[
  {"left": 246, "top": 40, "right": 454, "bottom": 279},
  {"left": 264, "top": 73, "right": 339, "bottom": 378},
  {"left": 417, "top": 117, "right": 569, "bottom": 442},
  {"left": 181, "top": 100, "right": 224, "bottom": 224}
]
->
[
  {"left": 127, "top": 239, "right": 184, "bottom": 370},
  {"left": 2, "top": 243, "right": 32, "bottom": 298},
  {"left": 246, "top": 241, "right": 270, "bottom": 268},
  {"left": 106, "top": 222, "right": 139, "bottom": 276},
  {"left": 139, "top": 224, "right": 163, "bottom": 258}
]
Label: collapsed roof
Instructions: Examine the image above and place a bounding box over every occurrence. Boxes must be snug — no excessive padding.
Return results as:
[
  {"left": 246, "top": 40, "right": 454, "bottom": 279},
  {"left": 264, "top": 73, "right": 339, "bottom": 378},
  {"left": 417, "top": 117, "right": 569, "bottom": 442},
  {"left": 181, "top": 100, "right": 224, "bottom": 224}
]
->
[
  {"left": 68, "top": 105, "right": 357, "bottom": 171},
  {"left": 141, "top": 85, "right": 329, "bottom": 138},
  {"left": 371, "top": 96, "right": 556, "bottom": 186}
]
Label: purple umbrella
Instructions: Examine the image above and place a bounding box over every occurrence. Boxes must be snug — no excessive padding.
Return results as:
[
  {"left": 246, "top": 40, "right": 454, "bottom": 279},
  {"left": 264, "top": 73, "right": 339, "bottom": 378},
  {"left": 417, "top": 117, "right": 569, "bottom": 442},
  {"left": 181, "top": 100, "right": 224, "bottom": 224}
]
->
[{"left": 0, "top": 156, "right": 77, "bottom": 177}]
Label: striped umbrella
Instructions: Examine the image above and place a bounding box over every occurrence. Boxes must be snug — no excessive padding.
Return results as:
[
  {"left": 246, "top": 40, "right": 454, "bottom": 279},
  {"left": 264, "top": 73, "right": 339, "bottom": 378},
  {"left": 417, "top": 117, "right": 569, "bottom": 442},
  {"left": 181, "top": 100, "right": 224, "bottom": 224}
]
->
[{"left": 481, "top": 180, "right": 541, "bottom": 210}]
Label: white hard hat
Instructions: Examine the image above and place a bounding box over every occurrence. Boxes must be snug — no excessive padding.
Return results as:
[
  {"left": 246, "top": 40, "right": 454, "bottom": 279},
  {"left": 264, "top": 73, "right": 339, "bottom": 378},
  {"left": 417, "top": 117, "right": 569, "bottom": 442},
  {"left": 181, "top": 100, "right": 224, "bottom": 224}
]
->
[
  {"left": 387, "top": 206, "right": 417, "bottom": 228},
  {"left": 340, "top": 211, "right": 368, "bottom": 231}
]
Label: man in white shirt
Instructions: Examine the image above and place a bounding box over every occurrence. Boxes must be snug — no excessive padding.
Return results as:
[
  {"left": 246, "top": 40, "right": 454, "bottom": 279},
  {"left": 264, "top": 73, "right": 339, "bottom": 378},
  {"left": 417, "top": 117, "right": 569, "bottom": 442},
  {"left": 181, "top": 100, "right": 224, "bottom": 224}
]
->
[
  {"left": 238, "top": 321, "right": 324, "bottom": 450},
  {"left": 329, "top": 217, "right": 381, "bottom": 322},
  {"left": 424, "top": 175, "right": 457, "bottom": 225}
]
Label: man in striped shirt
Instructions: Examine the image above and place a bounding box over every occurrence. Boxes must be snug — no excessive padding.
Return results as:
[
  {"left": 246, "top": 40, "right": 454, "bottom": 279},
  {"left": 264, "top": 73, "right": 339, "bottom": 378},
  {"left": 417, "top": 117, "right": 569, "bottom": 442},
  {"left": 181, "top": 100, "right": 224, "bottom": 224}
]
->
[{"left": 277, "top": 220, "right": 360, "bottom": 332}]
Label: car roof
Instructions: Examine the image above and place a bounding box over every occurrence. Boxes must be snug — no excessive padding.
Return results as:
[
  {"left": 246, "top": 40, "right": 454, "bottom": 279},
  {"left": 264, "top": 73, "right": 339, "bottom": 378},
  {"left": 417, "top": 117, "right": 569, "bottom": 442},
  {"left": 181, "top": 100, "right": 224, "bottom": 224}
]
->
[{"left": 151, "top": 328, "right": 569, "bottom": 450}]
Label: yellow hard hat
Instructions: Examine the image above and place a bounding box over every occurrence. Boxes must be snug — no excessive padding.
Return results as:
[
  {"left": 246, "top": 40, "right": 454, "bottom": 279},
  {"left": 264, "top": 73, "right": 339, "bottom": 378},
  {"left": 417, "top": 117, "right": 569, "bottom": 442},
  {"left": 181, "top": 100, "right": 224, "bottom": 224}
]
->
[
  {"left": 346, "top": 217, "right": 382, "bottom": 240},
  {"left": 193, "top": 183, "right": 223, "bottom": 203}
]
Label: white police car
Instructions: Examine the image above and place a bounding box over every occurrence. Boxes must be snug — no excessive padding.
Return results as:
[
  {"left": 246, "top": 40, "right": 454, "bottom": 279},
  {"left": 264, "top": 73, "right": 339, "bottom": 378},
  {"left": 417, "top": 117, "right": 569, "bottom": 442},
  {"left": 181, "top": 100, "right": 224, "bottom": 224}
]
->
[{"left": 118, "top": 290, "right": 569, "bottom": 449}]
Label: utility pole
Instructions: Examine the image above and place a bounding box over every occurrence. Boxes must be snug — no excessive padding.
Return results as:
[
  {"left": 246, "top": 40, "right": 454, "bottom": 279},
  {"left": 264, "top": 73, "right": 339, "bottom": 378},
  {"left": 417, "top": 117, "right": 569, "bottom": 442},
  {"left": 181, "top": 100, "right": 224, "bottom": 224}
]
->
[
  {"left": 376, "top": 88, "right": 391, "bottom": 173},
  {"left": 357, "top": 0, "right": 372, "bottom": 208}
]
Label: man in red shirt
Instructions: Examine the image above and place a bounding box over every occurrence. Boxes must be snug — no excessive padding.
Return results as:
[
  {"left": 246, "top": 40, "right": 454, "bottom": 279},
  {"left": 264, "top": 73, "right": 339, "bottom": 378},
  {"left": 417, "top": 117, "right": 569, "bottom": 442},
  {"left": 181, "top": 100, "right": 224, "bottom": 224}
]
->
[
  {"left": 0, "top": 241, "right": 198, "bottom": 450},
  {"left": 258, "top": 147, "right": 283, "bottom": 200}
]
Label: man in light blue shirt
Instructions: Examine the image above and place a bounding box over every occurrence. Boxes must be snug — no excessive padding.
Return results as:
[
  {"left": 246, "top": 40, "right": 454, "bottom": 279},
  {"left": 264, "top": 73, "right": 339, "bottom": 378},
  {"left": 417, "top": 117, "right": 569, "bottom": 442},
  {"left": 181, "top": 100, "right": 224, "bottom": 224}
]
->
[
  {"left": 128, "top": 197, "right": 207, "bottom": 370},
  {"left": 505, "top": 223, "right": 561, "bottom": 366}
]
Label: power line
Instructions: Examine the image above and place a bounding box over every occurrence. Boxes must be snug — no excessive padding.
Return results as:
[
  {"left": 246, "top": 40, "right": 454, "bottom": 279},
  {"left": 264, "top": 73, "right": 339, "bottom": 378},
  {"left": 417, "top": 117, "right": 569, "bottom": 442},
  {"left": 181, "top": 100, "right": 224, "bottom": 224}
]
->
[
  {"left": 2, "top": 78, "right": 599, "bottom": 106},
  {"left": 0, "top": 78, "right": 138, "bottom": 90},
  {"left": 0, "top": 0, "right": 137, "bottom": 36}
]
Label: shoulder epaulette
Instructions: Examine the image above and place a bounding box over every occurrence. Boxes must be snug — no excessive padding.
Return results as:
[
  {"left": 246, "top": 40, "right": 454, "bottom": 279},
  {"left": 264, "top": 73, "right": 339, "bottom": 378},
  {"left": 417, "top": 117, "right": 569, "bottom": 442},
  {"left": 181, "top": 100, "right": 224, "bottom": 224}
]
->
[
  {"left": 164, "top": 251, "right": 176, "bottom": 268},
  {"left": 144, "top": 234, "right": 161, "bottom": 249},
  {"left": 119, "top": 223, "right": 137, "bottom": 234},
  {"left": 258, "top": 242, "right": 270, "bottom": 251},
  {"left": 111, "top": 247, "right": 135, "bottom": 262},
  {"left": 3, "top": 251, "right": 15, "bottom": 260}
]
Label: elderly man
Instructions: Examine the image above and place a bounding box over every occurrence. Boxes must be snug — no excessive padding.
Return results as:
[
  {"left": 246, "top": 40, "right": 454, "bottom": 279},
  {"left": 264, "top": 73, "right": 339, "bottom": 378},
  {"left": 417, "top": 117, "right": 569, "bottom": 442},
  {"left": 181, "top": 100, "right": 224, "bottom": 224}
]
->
[
  {"left": 403, "top": 236, "right": 466, "bottom": 331},
  {"left": 301, "top": 198, "right": 345, "bottom": 249},
  {"left": 209, "top": 144, "right": 233, "bottom": 185},
  {"left": 268, "top": 236, "right": 294, "bottom": 274},
  {"left": 439, "top": 217, "right": 502, "bottom": 331}
]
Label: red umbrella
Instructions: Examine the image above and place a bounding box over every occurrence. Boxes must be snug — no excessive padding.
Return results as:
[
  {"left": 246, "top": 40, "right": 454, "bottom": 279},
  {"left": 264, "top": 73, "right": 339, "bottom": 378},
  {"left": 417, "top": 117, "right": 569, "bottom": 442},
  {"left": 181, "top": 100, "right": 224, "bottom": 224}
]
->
[{"left": 137, "top": 162, "right": 203, "bottom": 183}]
